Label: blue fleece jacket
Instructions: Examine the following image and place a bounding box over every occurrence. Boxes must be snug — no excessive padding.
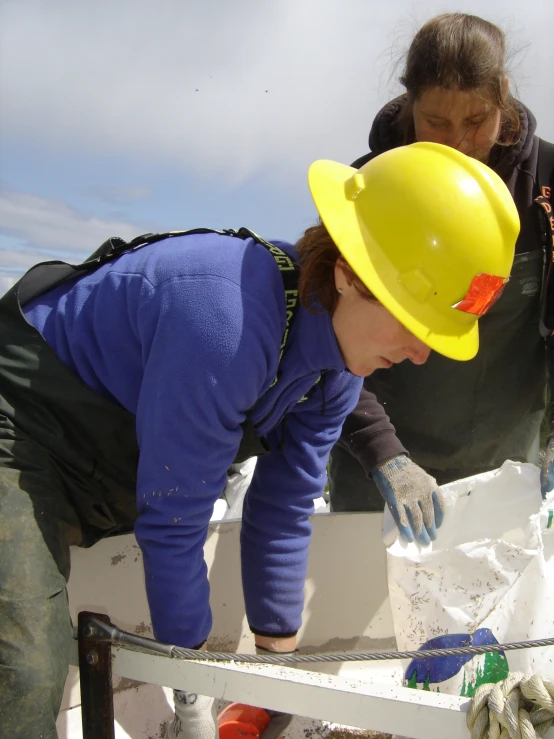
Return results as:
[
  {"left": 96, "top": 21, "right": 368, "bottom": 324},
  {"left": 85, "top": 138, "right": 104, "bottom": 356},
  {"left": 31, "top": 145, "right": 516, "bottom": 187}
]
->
[{"left": 24, "top": 231, "right": 362, "bottom": 647}]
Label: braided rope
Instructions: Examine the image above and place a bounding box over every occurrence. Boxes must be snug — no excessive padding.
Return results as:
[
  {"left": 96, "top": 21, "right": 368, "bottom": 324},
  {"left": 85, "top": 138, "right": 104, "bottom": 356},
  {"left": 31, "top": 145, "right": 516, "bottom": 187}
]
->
[{"left": 467, "top": 674, "right": 554, "bottom": 739}]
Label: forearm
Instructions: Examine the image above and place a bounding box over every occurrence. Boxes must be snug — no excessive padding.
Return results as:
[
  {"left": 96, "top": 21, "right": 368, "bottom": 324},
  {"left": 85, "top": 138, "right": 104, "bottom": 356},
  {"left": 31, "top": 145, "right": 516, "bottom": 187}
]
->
[
  {"left": 241, "top": 422, "right": 336, "bottom": 637},
  {"left": 337, "top": 381, "right": 407, "bottom": 473},
  {"left": 136, "top": 516, "right": 214, "bottom": 647},
  {"left": 135, "top": 441, "right": 233, "bottom": 647},
  {"left": 241, "top": 471, "right": 312, "bottom": 638},
  {"left": 242, "top": 371, "right": 362, "bottom": 638}
]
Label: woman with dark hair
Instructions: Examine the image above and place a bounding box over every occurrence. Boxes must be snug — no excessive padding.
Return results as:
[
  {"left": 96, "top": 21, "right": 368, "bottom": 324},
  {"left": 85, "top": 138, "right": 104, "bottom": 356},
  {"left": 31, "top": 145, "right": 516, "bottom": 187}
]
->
[
  {"left": 329, "top": 13, "right": 554, "bottom": 546},
  {"left": 0, "top": 143, "right": 517, "bottom": 738}
]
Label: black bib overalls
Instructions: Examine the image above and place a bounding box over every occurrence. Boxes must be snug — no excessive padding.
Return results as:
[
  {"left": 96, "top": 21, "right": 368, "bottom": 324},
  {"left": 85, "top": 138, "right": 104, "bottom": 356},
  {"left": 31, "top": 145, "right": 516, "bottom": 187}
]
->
[{"left": 0, "top": 228, "right": 300, "bottom": 738}]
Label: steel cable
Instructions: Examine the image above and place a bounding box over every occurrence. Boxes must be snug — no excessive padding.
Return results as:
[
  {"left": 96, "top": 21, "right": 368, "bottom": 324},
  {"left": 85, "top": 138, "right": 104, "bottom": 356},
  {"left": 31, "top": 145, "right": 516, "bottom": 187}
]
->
[{"left": 89, "top": 620, "right": 554, "bottom": 665}]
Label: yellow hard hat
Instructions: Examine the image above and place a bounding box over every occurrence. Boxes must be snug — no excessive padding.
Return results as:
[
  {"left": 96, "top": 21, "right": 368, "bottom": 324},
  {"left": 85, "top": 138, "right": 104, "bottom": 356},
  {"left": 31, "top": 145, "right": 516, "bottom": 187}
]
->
[{"left": 308, "top": 142, "right": 519, "bottom": 361}]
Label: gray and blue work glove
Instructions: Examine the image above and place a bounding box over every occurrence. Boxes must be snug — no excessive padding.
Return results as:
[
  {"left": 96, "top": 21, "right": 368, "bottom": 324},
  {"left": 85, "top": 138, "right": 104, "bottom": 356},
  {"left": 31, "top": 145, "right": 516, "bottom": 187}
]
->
[
  {"left": 372, "top": 454, "right": 445, "bottom": 546},
  {"left": 540, "top": 437, "right": 554, "bottom": 499}
]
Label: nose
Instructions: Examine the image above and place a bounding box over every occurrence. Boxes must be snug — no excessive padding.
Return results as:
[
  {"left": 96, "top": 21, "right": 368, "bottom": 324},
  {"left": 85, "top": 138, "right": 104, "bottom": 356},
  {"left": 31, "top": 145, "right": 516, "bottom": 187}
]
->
[
  {"left": 406, "top": 341, "right": 431, "bottom": 365},
  {"left": 452, "top": 127, "right": 473, "bottom": 155}
]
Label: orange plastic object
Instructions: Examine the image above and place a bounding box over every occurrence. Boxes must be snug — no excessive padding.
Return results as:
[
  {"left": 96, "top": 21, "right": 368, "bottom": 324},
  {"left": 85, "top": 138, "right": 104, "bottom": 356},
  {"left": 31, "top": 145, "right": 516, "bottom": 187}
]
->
[
  {"left": 454, "top": 273, "right": 508, "bottom": 316},
  {"left": 217, "top": 702, "right": 273, "bottom": 738}
]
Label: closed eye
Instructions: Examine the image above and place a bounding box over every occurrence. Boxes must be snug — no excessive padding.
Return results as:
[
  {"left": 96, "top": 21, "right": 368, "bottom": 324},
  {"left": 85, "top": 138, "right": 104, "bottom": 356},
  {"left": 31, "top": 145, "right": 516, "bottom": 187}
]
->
[{"left": 426, "top": 118, "right": 450, "bottom": 131}]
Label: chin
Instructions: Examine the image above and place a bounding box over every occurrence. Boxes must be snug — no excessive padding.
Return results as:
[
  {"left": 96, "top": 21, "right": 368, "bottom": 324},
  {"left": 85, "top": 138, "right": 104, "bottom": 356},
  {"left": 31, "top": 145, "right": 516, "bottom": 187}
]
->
[{"left": 348, "top": 363, "right": 377, "bottom": 377}]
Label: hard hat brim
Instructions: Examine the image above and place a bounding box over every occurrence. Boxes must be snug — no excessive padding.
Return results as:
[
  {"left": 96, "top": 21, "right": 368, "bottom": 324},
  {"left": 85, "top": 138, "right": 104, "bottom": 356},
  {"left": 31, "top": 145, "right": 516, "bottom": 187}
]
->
[{"left": 308, "top": 159, "right": 479, "bottom": 361}]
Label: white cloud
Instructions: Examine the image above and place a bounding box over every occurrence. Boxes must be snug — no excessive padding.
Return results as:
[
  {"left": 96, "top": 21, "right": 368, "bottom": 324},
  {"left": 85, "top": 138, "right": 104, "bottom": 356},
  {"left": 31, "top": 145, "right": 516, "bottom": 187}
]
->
[
  {"left": 84, "top": 185, "right": 151, "bottom": 205},
  {"left": 1, "top": 0, "right": 553, "bottom": 273},
  {"left": 2, "top": 0, "right": 551, "bottom": 185},
  {"left": 0, "top": 275, "right": 16, "bottom": 297},
  {"left": 0, "top": 247, "right": 49, "bottom": 269},
  {"left": 0, "top": 188, "right": 140, "bottom": 259}
]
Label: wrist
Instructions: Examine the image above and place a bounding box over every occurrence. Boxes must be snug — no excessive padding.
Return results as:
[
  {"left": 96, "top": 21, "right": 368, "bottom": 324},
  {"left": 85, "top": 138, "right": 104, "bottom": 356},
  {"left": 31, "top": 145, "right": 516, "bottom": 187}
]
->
[
  {"left": 373, "top": 453, "right": 409, "bottom": 475},
  {"left": 376, "top": 452, "right": 407, "bottom": 467},
  {"left": 254, "top": 635, "right": 297, "bottom": 653}
]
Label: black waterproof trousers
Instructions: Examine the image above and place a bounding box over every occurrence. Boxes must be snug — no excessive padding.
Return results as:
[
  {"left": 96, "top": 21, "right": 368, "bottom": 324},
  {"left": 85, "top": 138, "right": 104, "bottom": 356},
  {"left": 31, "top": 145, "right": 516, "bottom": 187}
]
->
[
  {"left": 0, "top": 234, "right": 276, "bottom": 738},
  {"left": 0, "top": 428, "right": 77, "bottom": 738},
  {"left": 0, "top": 255, "right": 141, "bottom": 738}
]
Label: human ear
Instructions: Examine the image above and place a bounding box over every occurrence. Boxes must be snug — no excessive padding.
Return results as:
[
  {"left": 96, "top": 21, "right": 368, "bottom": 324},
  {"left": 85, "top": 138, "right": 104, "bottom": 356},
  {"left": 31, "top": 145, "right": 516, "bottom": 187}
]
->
[{"left": 334, "top": 258, "right": 350, "bottom": 293}]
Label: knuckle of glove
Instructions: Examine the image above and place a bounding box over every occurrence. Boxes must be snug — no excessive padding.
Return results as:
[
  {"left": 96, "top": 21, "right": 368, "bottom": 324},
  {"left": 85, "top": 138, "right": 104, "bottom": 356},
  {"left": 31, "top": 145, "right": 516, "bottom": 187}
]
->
[{"left": 398, "top": 467, "right": 436, "bottom": 501}]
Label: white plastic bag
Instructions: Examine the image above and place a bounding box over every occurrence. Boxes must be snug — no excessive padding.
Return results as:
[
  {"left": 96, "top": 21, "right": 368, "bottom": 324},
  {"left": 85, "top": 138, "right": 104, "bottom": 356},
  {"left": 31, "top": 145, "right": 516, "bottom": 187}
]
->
[
  {"left": 210, "top": 458, "right": 329, "bottom": 522},
  {"left": 385, "top": 461, "right": 554, "bottom": 697}
]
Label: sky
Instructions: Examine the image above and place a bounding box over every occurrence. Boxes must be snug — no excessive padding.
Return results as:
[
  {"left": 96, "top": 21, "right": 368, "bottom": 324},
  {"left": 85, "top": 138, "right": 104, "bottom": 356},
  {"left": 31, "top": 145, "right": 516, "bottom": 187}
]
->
[{"left": 1, "top": 0, "right": 553, "bottom": 294}]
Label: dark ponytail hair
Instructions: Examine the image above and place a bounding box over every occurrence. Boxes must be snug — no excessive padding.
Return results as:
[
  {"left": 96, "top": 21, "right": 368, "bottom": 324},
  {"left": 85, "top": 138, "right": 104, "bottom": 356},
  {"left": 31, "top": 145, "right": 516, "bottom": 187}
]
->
[{"left": 398, "top": 13, "right": 521, "bottom": 146}]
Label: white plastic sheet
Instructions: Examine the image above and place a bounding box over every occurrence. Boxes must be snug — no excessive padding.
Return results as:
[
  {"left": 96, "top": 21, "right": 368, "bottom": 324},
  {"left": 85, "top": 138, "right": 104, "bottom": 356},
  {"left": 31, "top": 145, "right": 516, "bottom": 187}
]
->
[{"left": 385, "top": 461, "right": 554, "bottom": 697}]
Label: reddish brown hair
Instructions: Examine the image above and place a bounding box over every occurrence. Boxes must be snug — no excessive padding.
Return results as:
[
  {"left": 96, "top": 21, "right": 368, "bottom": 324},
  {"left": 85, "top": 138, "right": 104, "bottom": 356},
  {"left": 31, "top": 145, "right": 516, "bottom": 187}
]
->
[
  {"left": 398, "top": 13, "right": 521, "bottom": 146},
  {"left": 296, "top": 222, "right": 374, "bottom": 313}
]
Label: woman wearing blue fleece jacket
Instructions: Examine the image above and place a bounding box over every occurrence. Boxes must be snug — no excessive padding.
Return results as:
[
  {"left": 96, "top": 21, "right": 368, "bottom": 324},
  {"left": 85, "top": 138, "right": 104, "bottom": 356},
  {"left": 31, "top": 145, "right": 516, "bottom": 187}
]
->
[{"left": 0, "top": 145, "right": 518, "bottom": 739}]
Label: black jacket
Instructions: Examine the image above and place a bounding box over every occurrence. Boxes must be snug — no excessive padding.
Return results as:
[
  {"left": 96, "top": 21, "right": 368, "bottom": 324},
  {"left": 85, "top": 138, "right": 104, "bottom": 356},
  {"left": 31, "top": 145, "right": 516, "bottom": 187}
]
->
[{"left": 336, "top": 96, "right": 550, "bottom": 478}]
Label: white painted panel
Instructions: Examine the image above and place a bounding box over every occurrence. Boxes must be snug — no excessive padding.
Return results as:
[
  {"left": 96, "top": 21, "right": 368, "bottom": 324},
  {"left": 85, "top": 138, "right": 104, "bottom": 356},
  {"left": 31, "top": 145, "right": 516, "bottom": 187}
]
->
[{"left": 62, "top": 512, "right": 394, "bottom": 715}]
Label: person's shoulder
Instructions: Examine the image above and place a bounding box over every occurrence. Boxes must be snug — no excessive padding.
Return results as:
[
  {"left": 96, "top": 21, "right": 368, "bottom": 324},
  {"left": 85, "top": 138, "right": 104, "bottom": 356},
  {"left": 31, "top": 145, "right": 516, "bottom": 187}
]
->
[
  {"left": 235, "top": 236, "right": 297, "bottom": 301},
  {"left": 352, "top": 95, "right": 407, "bottom": 169},
  {"left": 126, "top": 230, "right": 287, "bottom": 292},
  {"left": 160, "top": 231, "right": 290, "bottom": 331}
]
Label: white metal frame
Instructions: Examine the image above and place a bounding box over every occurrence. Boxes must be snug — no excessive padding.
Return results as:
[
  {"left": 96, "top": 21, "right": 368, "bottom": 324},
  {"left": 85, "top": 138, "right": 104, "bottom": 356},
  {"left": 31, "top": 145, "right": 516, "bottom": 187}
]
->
[
  {"left": 64, "top": 513, "right": 554, "bottom": 738},
  {"left": 68, "top": 639, "right": 554, "bottom": 739}
]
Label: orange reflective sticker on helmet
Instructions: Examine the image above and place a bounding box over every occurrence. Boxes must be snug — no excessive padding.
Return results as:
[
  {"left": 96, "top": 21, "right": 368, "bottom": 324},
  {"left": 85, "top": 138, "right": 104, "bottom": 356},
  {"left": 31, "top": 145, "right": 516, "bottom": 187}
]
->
[{"left": 453, "top": 274, "right": 508, "bottom": 316}]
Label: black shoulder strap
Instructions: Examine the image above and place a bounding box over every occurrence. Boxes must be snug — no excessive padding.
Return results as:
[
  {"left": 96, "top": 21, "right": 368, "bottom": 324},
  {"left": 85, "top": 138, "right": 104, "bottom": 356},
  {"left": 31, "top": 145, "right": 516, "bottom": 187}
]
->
[
  {"left": 536, "top": 139, "right": 554, "bottom": 337},
  {"left": 76, "top": 226, "right": 305, "bottom": 389},
  {"left": 231, "top": 228, "right": 301, "bottom": 385},
  {"left": 11, "top": 228, "right": 232, "bottom": 306},
  {"left": 85, "top": 226, "right": 303, "bottom": 378},
  {"left": 10, "top": 225, "right": 310, "bottom": 400},
  {"left": 83, "top": 228, "right": 231, "bottom": 265},
  {"left": 538, "top": 138, "right": 554, "bottom": 193}
]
